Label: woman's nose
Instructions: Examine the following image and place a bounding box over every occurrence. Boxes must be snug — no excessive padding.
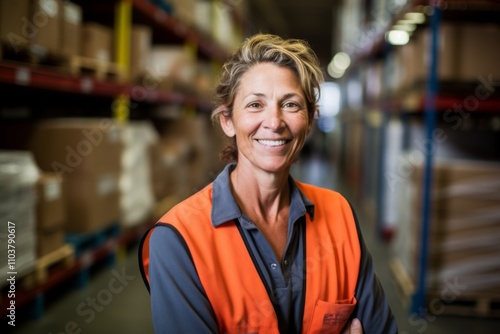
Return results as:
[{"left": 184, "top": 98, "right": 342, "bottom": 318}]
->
[{"left": 263, "top": 105, "right": 285, "bottom": 131}]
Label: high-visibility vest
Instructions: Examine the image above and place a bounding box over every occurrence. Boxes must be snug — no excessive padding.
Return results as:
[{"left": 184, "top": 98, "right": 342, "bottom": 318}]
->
[{"left": 140, "top": 181, "right": 360, "bottom": 334}]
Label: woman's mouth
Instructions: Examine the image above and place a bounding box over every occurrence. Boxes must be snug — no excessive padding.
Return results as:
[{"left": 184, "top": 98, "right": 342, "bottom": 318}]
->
[{"left": 257, "top": 139, "right": 288, "bottom": 147}]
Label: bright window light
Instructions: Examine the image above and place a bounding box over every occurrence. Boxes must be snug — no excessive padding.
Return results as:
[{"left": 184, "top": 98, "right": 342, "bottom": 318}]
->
[{"left": 386, "top": 30, "right": 410, "bottom": 45}]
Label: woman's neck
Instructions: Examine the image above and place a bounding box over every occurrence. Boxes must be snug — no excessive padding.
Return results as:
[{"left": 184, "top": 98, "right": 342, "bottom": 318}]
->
[{"left": 229, "top": 164, "right": 290, "bottom": 227}]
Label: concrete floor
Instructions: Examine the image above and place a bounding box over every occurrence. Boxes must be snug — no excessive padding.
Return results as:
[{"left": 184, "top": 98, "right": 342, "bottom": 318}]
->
[{"left": 9, "top": 155, "right": 500, "bottom": 334}]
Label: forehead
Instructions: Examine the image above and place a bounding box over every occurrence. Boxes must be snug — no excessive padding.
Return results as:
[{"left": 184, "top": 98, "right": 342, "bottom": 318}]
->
[{"left": 236, "top": 63, "right": 302, "bottom": 95}]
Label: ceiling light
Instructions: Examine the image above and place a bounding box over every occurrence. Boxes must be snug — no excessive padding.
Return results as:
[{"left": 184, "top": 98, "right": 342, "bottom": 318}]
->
[
  {"left": 386, "top": 30, "right": 410, "bottom": 45},
  {"left": 332, "top": 52, "right": 351, "bottom": 71},
  {"left": 327, "top": 61, "right": 345, "bottom": 79},
  {"left": 404, "top": 12, "right": 426, "bottom": 24},
  {"left": 392, "top": 23, "right": 416, "bottom": 32}
]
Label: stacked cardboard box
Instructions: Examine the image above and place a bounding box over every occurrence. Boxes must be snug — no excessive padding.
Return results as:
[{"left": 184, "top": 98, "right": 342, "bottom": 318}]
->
[
  {"left": 170, "top": 0, "right": 195, "bottom": 26},
  {"left": 0, "top": 151, "right": 39, "bottom": 287},
  {"left": 36, "top": 172, "right": 66, "bottom": 256},
  {"left": 394, "top": 157, "right": 500, "bottom": 295},
  {"left": 393, "top": 23, "right": 500, "bottom": 91},
  {"left": 129, "top": 25, "right": 152, "bottom": 83},
  {"left": 28, "top": 119, "right": 123, "bottom": 233},
  {"left": 80, "top": 22, "right": 113, "bottom": 62},
  {"left": 148, "top": 45, "right": 197, "bottom": 93},
  {"left": 120, "top": 121, "right": 157, "bottom": 227},
  {"left": 0, "top": 0, "right": 82, "bottom": 57},
  {"left": 59, "top": 0, "right": 81, "bottom": 56}
]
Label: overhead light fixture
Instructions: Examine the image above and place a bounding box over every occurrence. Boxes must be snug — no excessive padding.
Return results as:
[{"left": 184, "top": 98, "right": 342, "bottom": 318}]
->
[
  {"left": 392, "top": 23, "right": 416, "bottom": 32},
  {"left": 386, "top": 30, "right": 410, "bottom": 45},
  {"left": 327, "top": 52, "right": 351, "bottom": 79},
  {"left": 327, "top": 61, "right": 345, "bottom": 79},
  {"left": 332, "top": 52, "right": 351, "bottom": 71},
  {"left": 404, "top": 12, "right": 426, "bottom": 24}
]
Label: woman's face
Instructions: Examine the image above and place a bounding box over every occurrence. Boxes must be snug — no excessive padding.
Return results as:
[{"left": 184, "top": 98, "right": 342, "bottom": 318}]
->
[{"left": 220, "top": 63, "right": 313, "bottom": 174}]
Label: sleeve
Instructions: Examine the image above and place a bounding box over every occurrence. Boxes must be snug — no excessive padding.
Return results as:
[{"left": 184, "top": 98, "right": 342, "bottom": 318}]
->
[
  {"left": 349, "top": 206, "right": 399, "bottom": 334},
  {"left": 149, "top": 224, "right": 219, "bottom": 333}
]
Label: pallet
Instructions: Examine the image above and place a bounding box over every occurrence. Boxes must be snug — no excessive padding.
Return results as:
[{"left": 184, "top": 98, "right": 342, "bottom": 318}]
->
[
  {"left": 426, "top": 291, "right": 500, "bottom": 318},
  {"left": 21, "top": 244, "right": 75, "bottom": 290},
  {"left": 65, "top": 223, "right": 121, "bottom": 257},
  {"left": 1, "top": 42, "right": 125, "bottom": 82},
  {"left": 65, "top": 55, "right": 125, "bottom": 82},
  {"left": 390, "top": 257, "right": 500, "bottom": 318},
  {"left": 389, "top": 257, "right": 415, "bottom": 308}
]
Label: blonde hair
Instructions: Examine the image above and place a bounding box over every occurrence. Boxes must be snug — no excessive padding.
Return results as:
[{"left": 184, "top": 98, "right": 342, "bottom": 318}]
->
[{"left": 212, "top": 34, "right": 324, "bottom": 162}]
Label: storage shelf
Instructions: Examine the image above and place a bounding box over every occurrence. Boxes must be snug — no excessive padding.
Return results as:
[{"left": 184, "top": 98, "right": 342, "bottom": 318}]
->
[
  {"left": 131, "top": 0, "right": 229, "bottom": 62},
  {"left": 0, "top": 61, "right": 213, "bottom": 111},
  {"left": 0, "top": 61, "right": 129, "bottom": 98},
  {"left": 386, "top": 92, "right": 500, "bottom": 113},
  {"left": 0, "top": 219, "right": 155, "bottom": 319},
  {"left": 350, "top": 0, "right": 500, "bottom": 63}
]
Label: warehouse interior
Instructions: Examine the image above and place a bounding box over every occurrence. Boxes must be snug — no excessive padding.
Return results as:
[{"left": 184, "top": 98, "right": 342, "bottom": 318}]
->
[{"left": 1, "top": 0, "right": 500, "bottom": 333}]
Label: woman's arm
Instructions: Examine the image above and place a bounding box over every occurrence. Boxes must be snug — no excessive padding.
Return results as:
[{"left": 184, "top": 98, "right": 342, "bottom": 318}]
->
[
  {"left": 149, "top": 225, "right": 219, "bottom": 333},
  {"left": 349, "top": 206, "right": 399, "bottom": 334}
]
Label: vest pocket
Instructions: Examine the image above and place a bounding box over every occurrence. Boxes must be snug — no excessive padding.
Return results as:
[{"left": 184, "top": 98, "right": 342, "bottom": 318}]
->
[{"left": 305, "top": 297, "right": 357, "bottom": 334}]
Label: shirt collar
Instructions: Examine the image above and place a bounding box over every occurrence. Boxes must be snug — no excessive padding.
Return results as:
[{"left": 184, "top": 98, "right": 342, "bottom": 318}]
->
[{"left": 211, "top": 163, "right": 315, "bottom": 227}]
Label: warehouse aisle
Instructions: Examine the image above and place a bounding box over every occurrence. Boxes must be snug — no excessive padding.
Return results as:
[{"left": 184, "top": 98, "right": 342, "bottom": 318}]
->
[{"left": 11, "top": 155, "right": 500, "bottom": 334}]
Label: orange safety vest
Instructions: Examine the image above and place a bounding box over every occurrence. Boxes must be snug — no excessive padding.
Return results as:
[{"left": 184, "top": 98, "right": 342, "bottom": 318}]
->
[{"left": 141, "top": 181, "right": 361, "bottom": 334}]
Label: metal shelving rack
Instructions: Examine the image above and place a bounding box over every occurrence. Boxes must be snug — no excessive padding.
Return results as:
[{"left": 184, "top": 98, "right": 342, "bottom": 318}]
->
[
  {"left": 0, "top": 0, "right": 235, "bottom": 320},
  {"left": 344, "top": 0, "right": 500, "bottom": 317}
]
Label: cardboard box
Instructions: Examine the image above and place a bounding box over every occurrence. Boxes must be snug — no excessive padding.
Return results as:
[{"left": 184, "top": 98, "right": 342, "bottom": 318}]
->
[
  {"left": 59, "top": 0, "right": 81, "bottom": 56},
  {"left": 31, "top": 0, "right": 60, "bottom": 54},
  {"left": 148, "top": 45, "right": 196, "bottom": 91},
  {"left": 418, "top": 23, "right": 500, "bottom": 82},
  {"left": 63, "top": 173, "right": 120, "bottom": 233},
  {"left": 171, "top": 0, "right": 195, "bottom": 26},
  {"left": 36, "top": 172, "right": 65, "bottom": 231},
  {"left": 80, "top": 22, "right": 112, "bottom": 61},
  {"left": 0, "top": 0, "right": 30, "bottom": 49},
  {"left": 28, "top": 118, "right": 123, "bottom": 178},
  {"left": 37, "top": 229, "right": 65, "bottom": 256},
  {"left": 129, "top": 25, "right": 152, "bottom": 82}
]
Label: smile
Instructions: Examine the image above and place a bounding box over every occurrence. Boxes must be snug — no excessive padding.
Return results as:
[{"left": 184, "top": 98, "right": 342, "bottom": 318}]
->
[{"left": 257, "top": 139, "right": 288, "bottom": 147}]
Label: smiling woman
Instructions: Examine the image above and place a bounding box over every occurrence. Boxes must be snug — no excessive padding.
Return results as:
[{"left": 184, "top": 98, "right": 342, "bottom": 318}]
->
[{"left": 140, "top": 34, "right": 398, "bottom": 334}]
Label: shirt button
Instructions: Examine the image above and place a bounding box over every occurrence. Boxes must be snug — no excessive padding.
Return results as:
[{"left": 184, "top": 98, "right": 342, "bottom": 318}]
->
[
  {"left": 284, "top": 259, "right": 289, "bottom": 266},
  {"left": 270, "top": 263, "right": 277, "bottom": 270}
]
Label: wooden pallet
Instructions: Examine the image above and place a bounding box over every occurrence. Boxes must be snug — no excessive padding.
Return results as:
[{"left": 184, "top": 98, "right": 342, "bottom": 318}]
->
[
  {"left": 65, "top": 223, "right": 121, "bottom": 257},
  {"left": 426, "top": 291, "right": 500, "bottom": 318},
  {"left": 1, "top": 42, "right": 125, "bottom": 82},
  {"left": 389, "top": 257, "right": 415, "bottom": 308},
  {"left": 21, "top": 244, "right": 75, "bottom": 290},
  {"left": 390, "top": 257, "right": 500, "bottom": 318},
  {"left": 65, "top": 55, "right": 125, "bottom": 82}
]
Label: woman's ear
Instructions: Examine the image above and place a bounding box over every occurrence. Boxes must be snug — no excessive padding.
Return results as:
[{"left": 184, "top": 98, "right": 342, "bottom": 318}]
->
[{"left": 219, "top": 111, "right": 235, "bottom": 137}]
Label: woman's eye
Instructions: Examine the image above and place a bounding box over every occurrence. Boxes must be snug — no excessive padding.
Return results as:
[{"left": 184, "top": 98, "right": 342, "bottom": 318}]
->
[
  {"left": 247, "top": 102, "right": 262, "bottom": 109},
  {"left": 283, "top": 102, "right": 300, "bottom": 110}
]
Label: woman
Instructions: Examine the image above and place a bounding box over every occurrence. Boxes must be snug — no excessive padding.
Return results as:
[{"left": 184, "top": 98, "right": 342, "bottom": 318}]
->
[{"left": 140, "top": 34, "right": 397, "bottom": 334}]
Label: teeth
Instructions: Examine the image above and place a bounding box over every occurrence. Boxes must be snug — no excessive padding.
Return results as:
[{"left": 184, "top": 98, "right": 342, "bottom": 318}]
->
[{"left": 258, "top": 140, "right": 287, "bottom": 147}]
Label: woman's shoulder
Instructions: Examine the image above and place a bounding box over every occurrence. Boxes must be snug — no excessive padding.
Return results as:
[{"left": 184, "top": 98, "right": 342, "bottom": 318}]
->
[
  {"left": 294, "top": 180, "right": 346, "bottom": 200},
  {"left": 158, "top": 183, "right": 214, "bottom": 225}
]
